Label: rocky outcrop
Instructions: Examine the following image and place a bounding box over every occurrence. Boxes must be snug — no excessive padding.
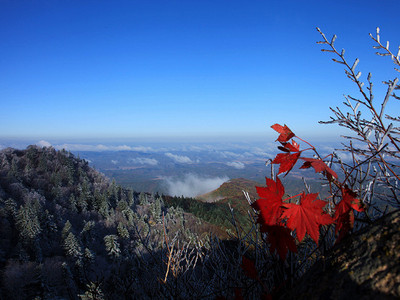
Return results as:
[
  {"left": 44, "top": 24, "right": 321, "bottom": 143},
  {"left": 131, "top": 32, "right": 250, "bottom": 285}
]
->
[{"left": 280, "top": 210, "right": 400, "bottom": 300}]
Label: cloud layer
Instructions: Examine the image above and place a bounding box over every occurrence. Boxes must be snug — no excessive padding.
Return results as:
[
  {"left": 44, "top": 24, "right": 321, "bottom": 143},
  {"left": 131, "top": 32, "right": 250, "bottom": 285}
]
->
[
  {"left": 128, "top": 157, "right": 159, "bottom": 166},
  {"left": 53, "top": 144, "right": 154, "bottom": 152},
  {"left": 226, "top": 161, "right": 245, "bottom": 169},
  {"left": 165, "top": 153, "right": 193, "bottom": 163},
  {"left": 36, "top": 140, "right": 52, "bottom": 147},
  {"left": 164, "top": 173, "right": 229, "bottom": 197}
]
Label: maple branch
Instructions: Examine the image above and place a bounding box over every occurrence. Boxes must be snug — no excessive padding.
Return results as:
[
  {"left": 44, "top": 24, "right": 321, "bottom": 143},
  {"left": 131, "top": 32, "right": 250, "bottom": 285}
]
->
[{"left": 295, "top": 136, "right": 316, "bottom": 152}]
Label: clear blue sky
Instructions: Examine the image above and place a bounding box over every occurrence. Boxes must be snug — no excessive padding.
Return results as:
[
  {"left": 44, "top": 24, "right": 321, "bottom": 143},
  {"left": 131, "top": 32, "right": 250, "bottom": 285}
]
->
[{"left": 0, "top": 0, "right": 399, "bottom": 141}]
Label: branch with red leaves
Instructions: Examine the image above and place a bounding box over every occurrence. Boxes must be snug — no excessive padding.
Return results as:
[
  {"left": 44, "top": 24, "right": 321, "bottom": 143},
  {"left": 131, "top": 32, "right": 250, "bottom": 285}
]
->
[{"left": 250, "top": 124, "right": 365, "bottom": 261}]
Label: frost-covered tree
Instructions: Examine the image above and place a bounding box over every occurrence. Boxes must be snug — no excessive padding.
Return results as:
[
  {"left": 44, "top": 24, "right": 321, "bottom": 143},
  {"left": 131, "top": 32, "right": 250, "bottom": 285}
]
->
[
  {"left": 63, "top": 232, "right": 82, "bottom": 260},
  {"left": 15, "top": 200, "right": 42, "bottom": 241},
  {"left": 104, "top": 235, "right": 120, "bottom": 258}
]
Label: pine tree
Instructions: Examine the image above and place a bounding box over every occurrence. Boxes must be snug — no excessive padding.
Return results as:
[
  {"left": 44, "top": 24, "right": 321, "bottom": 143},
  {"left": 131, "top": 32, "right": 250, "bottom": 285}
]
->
[
  {"left": 69, "top": 194, "right": 78, "bottom": 212},
  {"left": 94, "top": 190, "right": 109, "bottom": 217},
  {"left": 139, "top": 192, "right": 148, "bottom": 205},
  {"left": 4, "top": 198, "right": 17, "bottom": 219},
  {"left": 116, "top": 199, "right": 129, "bottom": 213},
  {"left": 107, "top": 179, "right": 119, "bottom": 208},
  {"left": 80, "top": 221, "right": 95, "bottom": 245},
  {"left": 104, "top": 235, "right": 120, "bottom": 258},
  {"left": 64, "top": 232, "right": 82, "bottom": 260},
  {"left": 76, "top": 184, "right": 88, "bottom": 212},
  {"left": 151, "top": 196, "right": 163, "bottom": 223},
  {"left": 15, "top": 202, "right": 42, "bottom": 241},
  {"left": 62, "top": 220, "right": 72, "bottom": 240},
  {"left": 127, "top": 189, "right": 135, "bottom": 206},
  {"left": 8, "top": 157, "right": 20, "bottom": 180},
  {"left": 117, "top": 222, "right": 129, "bottom": 240},
  {"left": 79, "top": 281, "right": 105, "bottom": 300}
]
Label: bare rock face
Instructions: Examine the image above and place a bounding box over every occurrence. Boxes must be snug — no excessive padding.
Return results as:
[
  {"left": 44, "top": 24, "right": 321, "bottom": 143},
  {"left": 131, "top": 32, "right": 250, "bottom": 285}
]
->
[{"left": 280, "top": 210, "right": 400, "bottom": 300}]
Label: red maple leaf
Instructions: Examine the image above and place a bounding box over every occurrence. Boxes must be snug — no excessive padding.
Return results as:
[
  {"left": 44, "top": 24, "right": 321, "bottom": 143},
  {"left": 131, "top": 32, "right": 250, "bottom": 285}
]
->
[
  {"left": 252, "top": 177, "right": 285, "bottom": 226},
  {"left": 271, "top": 124, "right": 295, "bottom": 143},
  {"left": 282, "top": 193, "right": 333, "bottom": 244},
  {"left": 241, "top": 256, "right": 258, "bottom": 280},
  {"left": 300, "top": 157, "right": 338, "bottom": 180},
  {"left": 334, "top": 187, "right": 364, "bottom": 241},
  {"left": 265, "top": 225, "right": 297, "bottom": 260},
  {"left": 272, "top": 152, "right": 301, "bottom": 176},
  {"left": 278, "top": 140, "right": 300, "bottom": 153}
]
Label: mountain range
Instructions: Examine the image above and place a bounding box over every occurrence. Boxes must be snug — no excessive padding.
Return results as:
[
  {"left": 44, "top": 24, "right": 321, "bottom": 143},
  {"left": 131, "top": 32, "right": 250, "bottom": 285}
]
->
[{"left": 1, "top": 145, "right": 397, "bottom": 299}]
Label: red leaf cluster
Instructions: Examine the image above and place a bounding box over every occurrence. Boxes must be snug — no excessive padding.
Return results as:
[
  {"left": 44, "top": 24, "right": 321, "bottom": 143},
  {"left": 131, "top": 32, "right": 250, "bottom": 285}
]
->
[
  {"left": 272, "top": 152, "right": 301, "bottom": 176},
  {"left": 300, "top": 157, "right": 338, "bottom": 180},
  {"left": 271, "top": 124, "right": 295, "bottom": 142},
  {"left": 272, "top": 138, "right": 301, "bottom": 176},
  {"left": 282, "top": 193, "right": 333, "bottom": 244},
  {"left": 252, "top": 177, "right": 297, "bottom": 260},
  {"left": 334, "top": 187, "right": 364, "bottom": 241},
  {"left": 251, "top": 124, "right": 365, "bottom": 261},
  {"left": 252, "top": 178, "right": 285, "bottom": 226}
]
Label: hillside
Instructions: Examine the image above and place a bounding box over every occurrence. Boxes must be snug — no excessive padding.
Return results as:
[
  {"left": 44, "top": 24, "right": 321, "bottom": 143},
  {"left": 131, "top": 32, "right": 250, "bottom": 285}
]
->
[
  {"left": 161, "top": 178, "right": 261, "bottom": 234},
  {"left": 197, "top": 178, "right": 260, "bottom": 203},
  {"left": 0, "top": 146, "right": 232, "bottom": 299},
  {"left": 1, "top": 146, "right": 398, "bottom": 299}
]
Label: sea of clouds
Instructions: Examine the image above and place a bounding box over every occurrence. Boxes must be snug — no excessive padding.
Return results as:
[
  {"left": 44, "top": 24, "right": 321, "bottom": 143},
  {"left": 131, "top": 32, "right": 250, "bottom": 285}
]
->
[{"left": 163, "top": 173, "right": 229, "bottom": 198}]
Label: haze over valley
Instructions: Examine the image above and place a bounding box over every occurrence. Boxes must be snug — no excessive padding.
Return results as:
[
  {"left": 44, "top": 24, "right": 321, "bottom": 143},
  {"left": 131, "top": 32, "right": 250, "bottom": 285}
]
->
[{"left": 0, "top": 137, "right": 343, "bottom": 198}]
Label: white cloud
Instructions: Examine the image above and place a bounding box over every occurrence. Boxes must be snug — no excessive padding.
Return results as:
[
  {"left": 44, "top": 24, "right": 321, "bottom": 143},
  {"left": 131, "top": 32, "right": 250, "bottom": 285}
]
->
[
  {"left": 111, "top": 160, "right": 118, "bottom": 165},
  {"left": 130, "top": 146, "right": 154, "bottom": 152},
  {"left": 36, "top": 140, "right": 52, "bottom": 148},
  {"left": 128, "top": 157, "right": 158, "bottom": 166},
  {"left": 165, "top": 153, "right": 193, "bottom": 163},
  {"left": 219, "top": 151, "right": 243, "bottom": 158},
  {"left": 53, "top": 143, "right": 156, "bottom": 152},
  {"left": 55, "top": 144, "right": 134, "bottom": 151},
  {"left": 251, "top": 147, "right": 273, "bottom": 158},
  {"left": 164, "top": 173, "right": 229, "bottom": 197},
  {"left": 226, "top": 161, "right": 245, "bottom": 169}
]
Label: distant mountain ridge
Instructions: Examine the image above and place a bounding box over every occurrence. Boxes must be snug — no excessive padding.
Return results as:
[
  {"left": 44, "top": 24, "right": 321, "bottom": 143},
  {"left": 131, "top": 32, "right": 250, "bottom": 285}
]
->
[{"left": 197, "top": 177, "right": 261, "bottom": 203}]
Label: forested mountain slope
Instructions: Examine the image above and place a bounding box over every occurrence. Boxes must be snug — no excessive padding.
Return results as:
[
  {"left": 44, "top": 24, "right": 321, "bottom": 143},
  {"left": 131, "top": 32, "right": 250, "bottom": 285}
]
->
[
  {"left": 2, "top": 146, "right": 397, "bottom": 299},
  {"left": 0, "top": 146, "right": 222, "bottom": 299}
]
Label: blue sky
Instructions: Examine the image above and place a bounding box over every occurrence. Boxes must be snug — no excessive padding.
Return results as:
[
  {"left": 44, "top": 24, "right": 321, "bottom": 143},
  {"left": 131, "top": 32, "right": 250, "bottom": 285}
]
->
[{"left": 0, "top": 0, "right": 399, "bottom": 143}]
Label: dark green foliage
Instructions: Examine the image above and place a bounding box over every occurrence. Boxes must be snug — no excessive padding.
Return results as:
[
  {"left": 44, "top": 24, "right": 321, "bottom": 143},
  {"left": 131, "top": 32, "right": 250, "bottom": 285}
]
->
[{"left": 163, "top": 195, "right": 236, "bottom": 229}]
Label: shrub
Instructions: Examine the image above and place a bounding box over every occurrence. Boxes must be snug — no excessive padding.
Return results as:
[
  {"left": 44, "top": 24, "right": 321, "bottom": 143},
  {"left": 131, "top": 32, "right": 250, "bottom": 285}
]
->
[{"left": 244, "top": 27, "right": 400, "bottom": 298}]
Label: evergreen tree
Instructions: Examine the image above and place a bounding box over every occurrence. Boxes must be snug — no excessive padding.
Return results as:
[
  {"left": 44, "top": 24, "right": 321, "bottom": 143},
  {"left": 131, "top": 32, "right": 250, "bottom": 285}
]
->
[
  {"left": 107, "top": 179, "right": 119, "bottom": 208},
  {"left": 64, "top": 232, "right": 82, "bottom": 260},
  {"left": 69, "top": 194, "right": 78, "bottom": 212},
  {"left": 79, "top": 281, "right": 105, "bottom": 300},
  {"left": 62, "top": 220, "right": 72, "bottom": 240},
  {"left": 80, "top": 221, "right": 95, "bottom": 245},
  {"left": 15, "top": 201, "right": 42, "bottom": 241},
  {"left": 151, "top": 196, "right": 163, "bottom": 223},
  {"left": 104, "top": 235, "right": 120, "bottom": 258},
  {"left": 127, "top": 189, "right": 135, "bottom": 206},
  {"left": 8, "top": 157, "right": 20, "bottom": 180},
  {"left": 4, "top": 197, "right": 17, "bottom": 219},
  {"left": 76, "top": 184, "right": 88, "bottom": 212},
  {"left": 117, "top": 222, "right": 129, "bottom": 240},
  {"left": 138, "top": 192, "right": 148, "bottom": 205}
]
